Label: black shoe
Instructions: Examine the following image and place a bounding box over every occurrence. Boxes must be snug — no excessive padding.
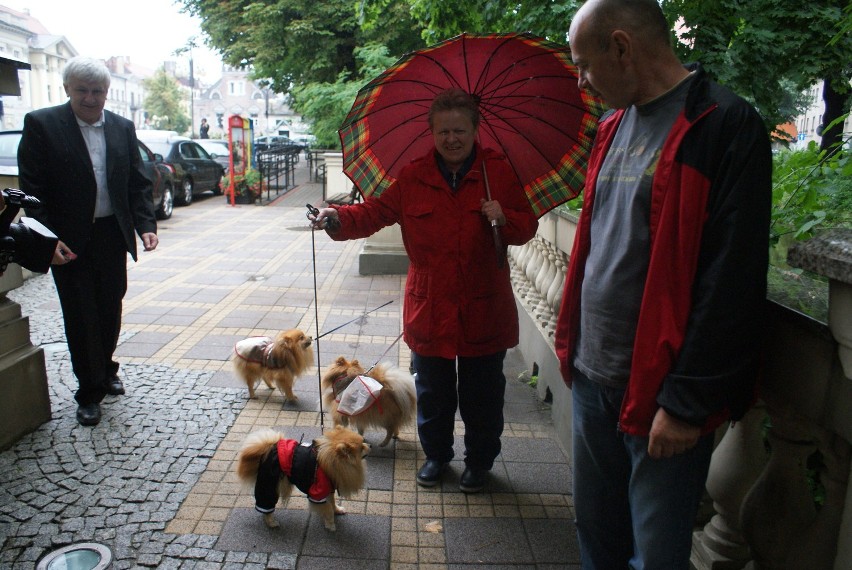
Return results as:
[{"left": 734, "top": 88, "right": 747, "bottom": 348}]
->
[
  {"left": 416, "top": 459, "right": 446, "bottom": 487},
  {"left": 105, "top": 376, "right": 125, "bottom": 396},
  {"left": 76, "top": 403, "right": 102, "bottom": 426},
  {"left": 459, "top": 467, "right": 487, "bottom": 493}
]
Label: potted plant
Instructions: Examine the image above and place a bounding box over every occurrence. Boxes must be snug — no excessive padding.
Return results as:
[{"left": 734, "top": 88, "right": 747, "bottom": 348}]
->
[{"left": 233, "top": 169, "right": 262, "bottom": 203}]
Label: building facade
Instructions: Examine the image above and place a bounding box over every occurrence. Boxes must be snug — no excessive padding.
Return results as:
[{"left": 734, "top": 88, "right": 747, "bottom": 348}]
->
[{"left": 194, "top": 66, "right": 308, "bottom": 141}]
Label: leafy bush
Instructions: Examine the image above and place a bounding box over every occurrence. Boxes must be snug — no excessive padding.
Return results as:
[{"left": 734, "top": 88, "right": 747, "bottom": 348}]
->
[{"left": 770, "top": 139, "right": 852, "bottom": 268}]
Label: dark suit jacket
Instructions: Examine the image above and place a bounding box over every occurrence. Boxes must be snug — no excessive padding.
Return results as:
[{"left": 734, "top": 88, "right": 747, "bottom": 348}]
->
[{"left": 17, "top": 102, "right": 156, "bottom": 260}]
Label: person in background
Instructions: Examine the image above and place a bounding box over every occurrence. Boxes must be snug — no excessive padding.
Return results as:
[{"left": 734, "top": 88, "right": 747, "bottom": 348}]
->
[
  {"left": 18, "top": 56, "right": 159, "bottom": 426},
  {"left": 199, "top": 117, "right": 210, "bottom": 139},
  {"left": 309, "top": 88, "right": 538, "bottom": 493},
  {"left": 554, "top": 0, "right": 772, "bottom": 567}
]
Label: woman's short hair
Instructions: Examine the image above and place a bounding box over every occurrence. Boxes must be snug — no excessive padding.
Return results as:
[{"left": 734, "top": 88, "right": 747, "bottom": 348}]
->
[
  {"left": 62, "top": 57, "right": 111, "bottom": 88},
  {"left": 429, "top": 88, "right": 480, "bottom": 129}
]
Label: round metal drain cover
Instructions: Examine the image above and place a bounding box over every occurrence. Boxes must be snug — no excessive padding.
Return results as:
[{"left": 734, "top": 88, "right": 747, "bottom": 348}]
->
[{"left": 37, "top": 542, "right": 112, "bottom": 570}]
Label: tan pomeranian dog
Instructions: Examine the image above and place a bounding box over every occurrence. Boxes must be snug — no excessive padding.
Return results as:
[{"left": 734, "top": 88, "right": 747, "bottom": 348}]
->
[
  {"left": 236, "top": 426, "right": 370, "bottom": 531},
  {"left": 321, "top": 356, "right": 416, "bottom": 447},
  {"left": 232, "top": 329, "right": 313, "bottom": 401}
]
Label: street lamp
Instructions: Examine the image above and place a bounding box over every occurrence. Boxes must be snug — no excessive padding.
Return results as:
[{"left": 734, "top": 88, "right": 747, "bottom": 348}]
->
[{"left": 173, "top": 36, "right": 197, "bottom": 137}]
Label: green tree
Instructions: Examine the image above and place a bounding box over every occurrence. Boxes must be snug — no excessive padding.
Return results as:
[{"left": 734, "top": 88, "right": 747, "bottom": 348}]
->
[
  {"left": 143, "top": 68, "right": 190, "bottom": 134},
  {"left": 178, "top": 0, "right": 422, "bottom": 147},
  {"left": 408, "top": 0, "right": 582, "bottom": 43},
  {"left": 181, "top": 0, "right": 421, "bottom": 93},
  {"left": 662, "top": 0, "right": 852, "bottom": 151},
  {"left": 292, "top": 43, "right": 397, "bottom": 148}
]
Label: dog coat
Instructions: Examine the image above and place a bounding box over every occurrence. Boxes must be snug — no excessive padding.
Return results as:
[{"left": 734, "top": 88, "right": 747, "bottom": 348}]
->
[
  {"left": 334, "top": 374, "right": 384, "bottom": 416},
  {"left": 254, "top": 439, "right": 332, "bottom": 514},
  {"left": 234, "top": 337, "right": 288, "bottom": 369}
]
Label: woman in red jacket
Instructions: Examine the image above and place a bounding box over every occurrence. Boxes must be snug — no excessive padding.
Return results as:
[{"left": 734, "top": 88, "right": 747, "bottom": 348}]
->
[{"left": 310, "top": 88, "right": 538, "bottom": 492}]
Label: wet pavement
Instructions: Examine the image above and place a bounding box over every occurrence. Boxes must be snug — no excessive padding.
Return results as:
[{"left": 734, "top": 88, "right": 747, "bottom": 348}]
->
[{"left": 1, "top": 159, "right": 579, "bottom": 568}]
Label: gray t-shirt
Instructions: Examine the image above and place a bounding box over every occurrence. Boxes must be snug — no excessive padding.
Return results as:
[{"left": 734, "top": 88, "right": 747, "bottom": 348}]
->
[{"left": 574, "top": 73, "right": 695, "bottom": 388}]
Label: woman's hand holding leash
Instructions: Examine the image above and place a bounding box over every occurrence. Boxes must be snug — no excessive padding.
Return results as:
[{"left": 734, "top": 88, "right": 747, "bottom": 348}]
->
[{"left": 306, "top": 204, "right": 340, "bottom": 232}]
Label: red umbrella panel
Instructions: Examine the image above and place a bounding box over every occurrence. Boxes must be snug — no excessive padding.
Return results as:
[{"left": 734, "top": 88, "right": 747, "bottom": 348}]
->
[{"left": 339, "top": 32, "right": 605, "bottom": 216}]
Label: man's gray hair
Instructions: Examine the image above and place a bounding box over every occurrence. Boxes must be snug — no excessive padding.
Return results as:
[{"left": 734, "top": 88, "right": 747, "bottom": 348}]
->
[{"left": 62, "top": 56, "right": 111, "bottom": 88}]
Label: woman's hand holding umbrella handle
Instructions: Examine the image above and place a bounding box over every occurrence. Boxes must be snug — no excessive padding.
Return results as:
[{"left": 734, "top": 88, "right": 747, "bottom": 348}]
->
[{"left": 480, "top": 199, "right": 506, "bottom": 227}]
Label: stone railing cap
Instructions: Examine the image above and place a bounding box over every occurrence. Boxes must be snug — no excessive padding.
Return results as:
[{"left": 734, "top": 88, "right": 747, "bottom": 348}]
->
[{"left": 787, "top": 229, "right": 852, "bottom": 285}]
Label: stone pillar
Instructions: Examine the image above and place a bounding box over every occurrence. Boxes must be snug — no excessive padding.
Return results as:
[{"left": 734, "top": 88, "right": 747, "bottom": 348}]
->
[
  {"left": 0, "top": 265, "right": 51, "bottom": 450},
  {"left": 358, "top": 224, "right": 409, "bottom": 275},
  {"left": 691, "top": 406, "right": 770, "bottom": 569},
  {"left": 322, "top": 152, "right": 349, "bottom": 202}
]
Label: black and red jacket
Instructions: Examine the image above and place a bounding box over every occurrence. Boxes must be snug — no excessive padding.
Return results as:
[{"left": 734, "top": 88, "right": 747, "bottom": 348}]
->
[{"left": 555, "top": 64, "right": 772, "bottom": 436}]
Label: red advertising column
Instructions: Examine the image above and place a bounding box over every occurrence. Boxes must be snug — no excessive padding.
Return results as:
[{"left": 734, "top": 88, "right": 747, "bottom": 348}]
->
[{"left": 226, "top": 115, "right": 249, "bottom": 206}]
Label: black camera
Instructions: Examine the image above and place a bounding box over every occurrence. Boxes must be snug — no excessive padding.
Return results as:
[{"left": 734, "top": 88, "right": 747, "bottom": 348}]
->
[{"left": 0, "top": 188, "right": 58, "bottom": 276}]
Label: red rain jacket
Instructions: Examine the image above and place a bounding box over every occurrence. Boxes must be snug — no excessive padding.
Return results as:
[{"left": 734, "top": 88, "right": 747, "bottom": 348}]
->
[
  {"left": 330, "top": 145, "right": 538, "bottom": 359},
  {"left": 555, "top": 65, "right": 771, "bottom": 436}
]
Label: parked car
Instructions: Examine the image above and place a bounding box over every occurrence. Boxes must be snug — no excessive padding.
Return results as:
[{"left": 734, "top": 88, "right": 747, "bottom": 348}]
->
[
  {"left": 0, "top": 130, "right": 21, "bottom": 194},
  {"left": 193, "top": 139, "right": 231, "bottom": 174},
  {"left": 254, "top": 135, "right": 305, "bottom": 152},
  {"left": 137, "top": 131, "right": 224, "bottom": 206},
  {"left": 0, "top": 130, "right": 21, "bottom": 176},
  {"left": 137, "top": 140, "right": 174, "bottom": 220}
]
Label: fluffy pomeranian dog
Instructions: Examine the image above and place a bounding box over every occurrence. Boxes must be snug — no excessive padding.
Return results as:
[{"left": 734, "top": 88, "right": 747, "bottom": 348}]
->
[
  {"left": 321, "top": 356, "right": 417, "bottom": 447},
  {"left": 232, "top": 329, "right": 313, "bottom": 401},
  {"left": 236, "top": 426, "right": 370, "bottom": 530}
]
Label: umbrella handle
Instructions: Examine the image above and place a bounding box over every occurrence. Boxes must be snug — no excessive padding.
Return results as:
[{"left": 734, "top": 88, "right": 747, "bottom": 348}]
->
[{"left": 481, "top": 161, "right": 505, "bottom": 269}]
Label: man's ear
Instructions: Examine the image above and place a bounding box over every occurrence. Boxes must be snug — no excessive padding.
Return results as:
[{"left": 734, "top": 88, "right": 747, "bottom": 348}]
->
[{"left": 611, "top": 30, "right": 631, "bottom": 60}]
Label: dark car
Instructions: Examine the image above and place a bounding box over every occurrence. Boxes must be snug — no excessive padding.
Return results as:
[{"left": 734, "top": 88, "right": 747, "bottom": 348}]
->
[
  {"left": 137, "top": 140, "right": 174, "bottom": 220},
  {"left": 254, "top": 135, "right": 304, "bottom": 152},
  {"left": 193, "top": 139, "right": 231, "bottom": 175},
  {"left": 137, "top": 132, "right": 224, "bottom": 206}
]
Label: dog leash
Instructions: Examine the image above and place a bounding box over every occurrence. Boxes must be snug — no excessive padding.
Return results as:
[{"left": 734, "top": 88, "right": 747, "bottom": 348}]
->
[
  {"left": 365, "top": 332, "right": 404, "bottom": 374},
  {"left": 306, "top": 204, "right": 327, "bottom": 432},
  {"left": 316, "top": 300, "right": 393, "bottom": 340}
]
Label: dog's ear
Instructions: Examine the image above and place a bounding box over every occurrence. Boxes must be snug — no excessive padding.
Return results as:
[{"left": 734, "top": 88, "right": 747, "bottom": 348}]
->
[
  {"left": 334, "top": 441, "right": 357, "bottom": 460},
  {"left": 335, "top": 356, "right": 347, "bottom": 366}
]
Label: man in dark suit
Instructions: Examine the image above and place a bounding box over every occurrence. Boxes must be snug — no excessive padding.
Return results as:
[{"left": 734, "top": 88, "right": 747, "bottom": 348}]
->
[{"left": 18, "top": 56, "right": 159, "bottom": 426}]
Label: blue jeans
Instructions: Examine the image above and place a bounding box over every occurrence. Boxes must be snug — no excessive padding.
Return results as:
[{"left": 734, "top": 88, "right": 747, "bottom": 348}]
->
[
  {"left": 571, "top": 369, "right": 713, "bottom": 570},
  {"left": 411, "top": 351, "right": 506, "bottom": 470}
]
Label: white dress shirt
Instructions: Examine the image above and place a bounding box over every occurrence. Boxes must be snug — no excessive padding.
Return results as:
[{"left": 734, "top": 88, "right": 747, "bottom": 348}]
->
[{"left": 75, "top": 112, "right": 114, "bottom": 218}]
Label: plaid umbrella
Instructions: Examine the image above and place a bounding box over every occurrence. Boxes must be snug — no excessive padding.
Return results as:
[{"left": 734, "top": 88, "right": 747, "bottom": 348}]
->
[{"left": 338, "top": 32, "right": 604, "bottom": 217}]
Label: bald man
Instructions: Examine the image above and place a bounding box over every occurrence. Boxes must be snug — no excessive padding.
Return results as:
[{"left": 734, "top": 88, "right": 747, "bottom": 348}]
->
[{"left": 554, "top": 1, "right": 771, "bottom": 567}]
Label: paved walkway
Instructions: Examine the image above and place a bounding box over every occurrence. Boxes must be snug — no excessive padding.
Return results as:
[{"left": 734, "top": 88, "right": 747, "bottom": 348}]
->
[{"left": 1, "top": 160, "right": 579, "bottom": 569}]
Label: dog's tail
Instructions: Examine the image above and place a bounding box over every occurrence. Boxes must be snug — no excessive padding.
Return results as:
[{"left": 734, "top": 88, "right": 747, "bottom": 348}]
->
[
  {"left": 373, "top": 363, "right": 417, "bottom": 425},
  {"left": 236, "top": 429, "right": 283, "bottom": 481}
]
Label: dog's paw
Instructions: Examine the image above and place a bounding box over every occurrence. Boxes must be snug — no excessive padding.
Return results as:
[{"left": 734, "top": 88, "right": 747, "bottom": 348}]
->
[
  {"left": 263, "top": 513, "right": 279, "bottom": 528},
  {"left": 334, "top": 504, "right": 347, "bottom": 515},
  {"left": 323, "top": 519, "right": 337, "bottom": 531}
]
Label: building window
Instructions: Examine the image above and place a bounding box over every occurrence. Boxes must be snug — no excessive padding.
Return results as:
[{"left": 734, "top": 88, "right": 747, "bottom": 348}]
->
[{"left": 228, "top": 81, "right": 245, "bottom": 96}]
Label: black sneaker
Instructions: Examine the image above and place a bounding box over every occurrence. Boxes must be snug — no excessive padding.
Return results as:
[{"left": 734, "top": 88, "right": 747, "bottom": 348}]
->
[
  {"left": 459, "top": 467, "right": 487, "bottom": 493},
  {"left": 416, "top": 459, "right": 446, "bottom": 487}
]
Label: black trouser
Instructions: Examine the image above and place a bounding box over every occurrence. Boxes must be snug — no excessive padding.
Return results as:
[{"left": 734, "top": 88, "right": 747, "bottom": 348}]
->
[
  {"left": 51, "top": 216, "right": 127, "bottom": 405},
  {"left": 411, "top": 350, "right": 507, "bottom": 470}
]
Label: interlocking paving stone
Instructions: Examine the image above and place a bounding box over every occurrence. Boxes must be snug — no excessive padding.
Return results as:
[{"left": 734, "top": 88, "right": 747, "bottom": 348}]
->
[{"left": 2, "top": 166, "right": 579, "bottom": 568}]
